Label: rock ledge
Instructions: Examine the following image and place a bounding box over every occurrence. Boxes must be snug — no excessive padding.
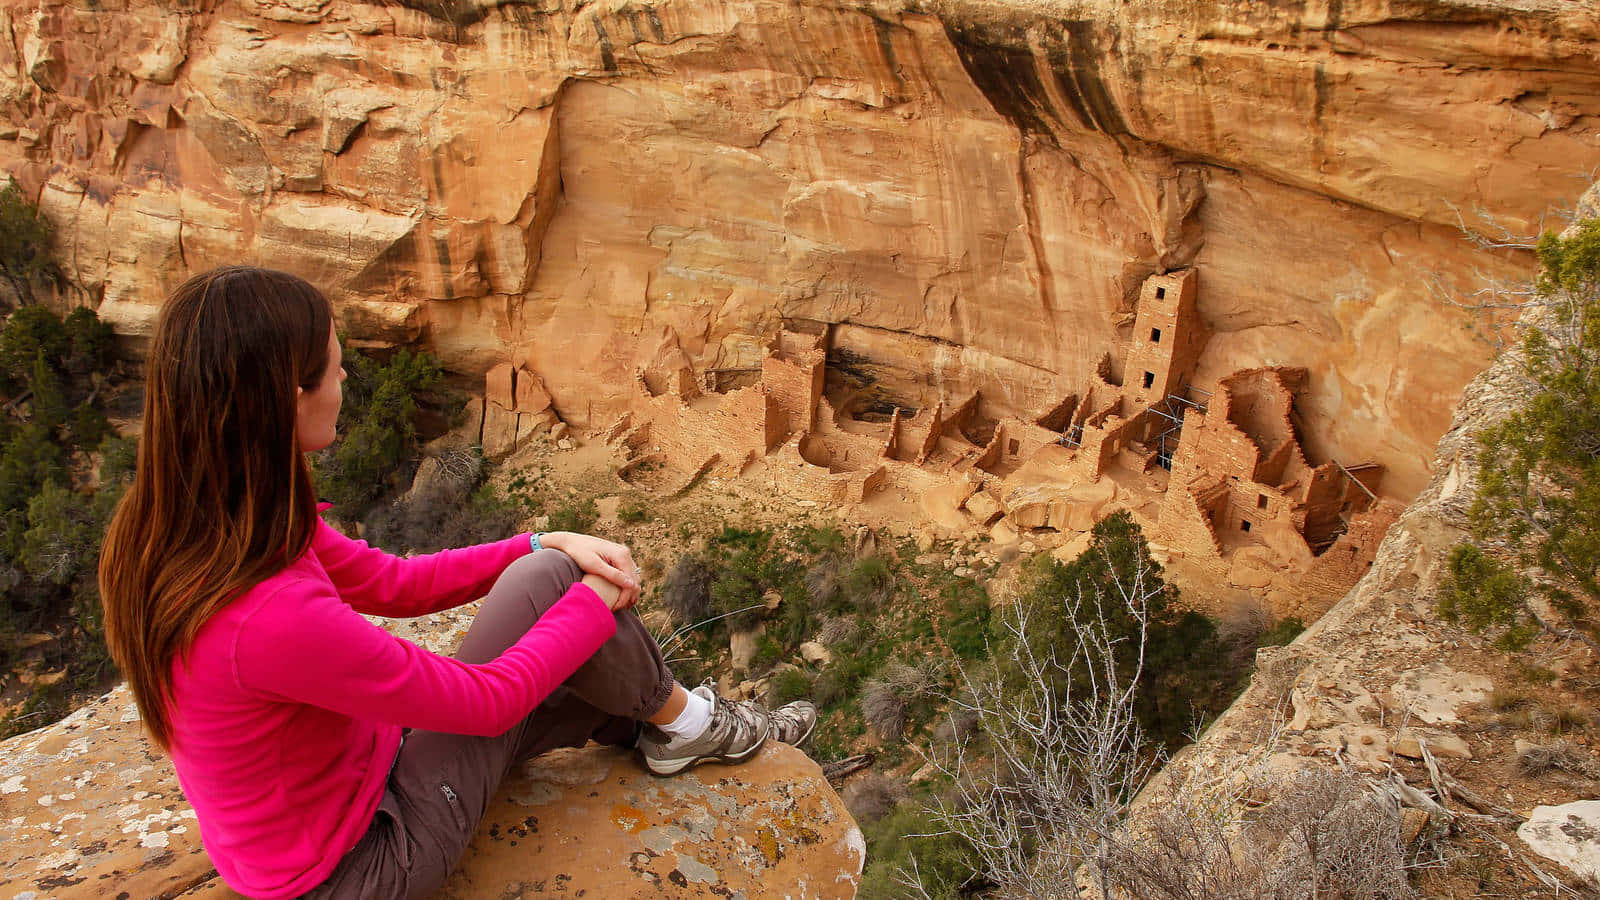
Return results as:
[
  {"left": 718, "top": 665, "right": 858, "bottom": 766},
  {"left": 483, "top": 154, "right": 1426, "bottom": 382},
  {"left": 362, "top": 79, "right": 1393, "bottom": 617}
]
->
[{"left": 0, "top": 684, "right": 863, "bottom": 899}]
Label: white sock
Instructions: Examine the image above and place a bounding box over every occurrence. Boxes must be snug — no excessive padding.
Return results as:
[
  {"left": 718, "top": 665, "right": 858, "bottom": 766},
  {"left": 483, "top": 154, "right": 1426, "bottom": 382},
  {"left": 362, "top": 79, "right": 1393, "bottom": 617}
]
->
[{"left": 657, "top": 688, "right": 713, "bottom": 740}]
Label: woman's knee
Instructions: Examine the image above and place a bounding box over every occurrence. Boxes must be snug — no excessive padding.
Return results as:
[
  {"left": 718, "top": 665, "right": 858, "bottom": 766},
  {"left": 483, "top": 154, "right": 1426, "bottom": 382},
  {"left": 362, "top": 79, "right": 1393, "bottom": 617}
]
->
[{"left": 497, "top": 549, "right": 583, "bottom": 615}]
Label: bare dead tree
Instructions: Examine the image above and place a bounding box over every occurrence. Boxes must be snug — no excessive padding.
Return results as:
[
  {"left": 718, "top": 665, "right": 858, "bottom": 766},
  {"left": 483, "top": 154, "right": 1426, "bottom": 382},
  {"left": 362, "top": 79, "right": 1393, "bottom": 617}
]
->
[
  {"left": 914, "top": 543, "right": 1167, "bottom": 899},
  {"left": 904, "top": 534, "right": 1423, "bottom": 899}
]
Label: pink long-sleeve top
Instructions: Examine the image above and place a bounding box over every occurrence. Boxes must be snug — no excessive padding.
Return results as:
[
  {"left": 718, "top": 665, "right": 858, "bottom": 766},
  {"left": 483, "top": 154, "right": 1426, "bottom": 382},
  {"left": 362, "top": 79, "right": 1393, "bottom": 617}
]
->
[{"left": 167, "top": 517, "right": 618, "bottom": 899}]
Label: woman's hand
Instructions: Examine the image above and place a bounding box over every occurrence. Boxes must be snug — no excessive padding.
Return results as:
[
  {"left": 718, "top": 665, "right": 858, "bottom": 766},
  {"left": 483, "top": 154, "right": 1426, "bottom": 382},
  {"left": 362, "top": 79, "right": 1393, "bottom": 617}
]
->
[{"left": 541, "top": 532, "right": 640, "bottom": 611}]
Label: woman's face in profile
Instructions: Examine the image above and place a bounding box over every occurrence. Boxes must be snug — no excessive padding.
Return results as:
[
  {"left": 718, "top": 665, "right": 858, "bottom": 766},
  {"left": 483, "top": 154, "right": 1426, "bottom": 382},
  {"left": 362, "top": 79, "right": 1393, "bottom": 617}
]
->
[{"left": 295, "top": 323, "right": 345, "bottom": 453}]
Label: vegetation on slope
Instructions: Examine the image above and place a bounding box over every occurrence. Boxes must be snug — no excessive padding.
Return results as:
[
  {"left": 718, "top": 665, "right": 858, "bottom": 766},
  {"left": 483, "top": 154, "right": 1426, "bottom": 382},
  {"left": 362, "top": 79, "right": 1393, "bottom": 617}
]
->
[
  {"left": 0, "top": 303, "right": 132, "bottom": 739},
  {"left": 645, "top": 511, "right": 1304, "bottom": 898},
  {"left": 1440, "top": 216, "right": 1600, "bottom": 651}
]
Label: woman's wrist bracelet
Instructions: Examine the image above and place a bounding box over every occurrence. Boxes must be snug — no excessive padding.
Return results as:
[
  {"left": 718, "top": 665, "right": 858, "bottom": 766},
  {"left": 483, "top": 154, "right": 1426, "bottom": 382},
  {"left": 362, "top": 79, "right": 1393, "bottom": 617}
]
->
[{"left": 530, "top": 532, "right": 546, "bottom": 552}]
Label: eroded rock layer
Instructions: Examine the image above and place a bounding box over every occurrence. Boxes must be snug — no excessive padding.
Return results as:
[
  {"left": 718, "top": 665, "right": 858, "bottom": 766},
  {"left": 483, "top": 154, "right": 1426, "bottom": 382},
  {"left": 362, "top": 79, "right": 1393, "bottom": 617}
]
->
[{"left": 3, "top": 0, "right": 1597, "bottom": 500}]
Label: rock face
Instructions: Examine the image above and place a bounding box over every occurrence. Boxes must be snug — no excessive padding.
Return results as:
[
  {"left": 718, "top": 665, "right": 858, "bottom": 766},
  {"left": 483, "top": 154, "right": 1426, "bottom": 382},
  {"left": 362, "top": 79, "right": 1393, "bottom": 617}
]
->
[
  {"left": 1145, "top": 188, "right": 1600, "bottom": 889},
  {"left": 0, "top": 684, "right": 863, "bottom": 898},
  {"left": 3, "top": 0, "right": 1597, "bottom": 504}
]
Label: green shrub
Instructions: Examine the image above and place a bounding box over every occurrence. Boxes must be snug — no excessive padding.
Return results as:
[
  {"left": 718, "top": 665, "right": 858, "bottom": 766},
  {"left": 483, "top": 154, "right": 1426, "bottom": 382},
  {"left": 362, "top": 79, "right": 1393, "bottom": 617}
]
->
[
  {"left": 750, "top": 631, "right": 785, "bottom": 672},
  {"left": 1259, "top": 615, "right": 1306, "bottom": 648},
  {"left": 793, "top": 524, "right": 847, "bottom": 555},
  {"left": 617, "top": 500, "right": 651, "bottom": 524},
  {"left": 1444, "top": 217, "right": 1600, "bottom": 649},
  {"left": 767, "top": 667, "right": 813, "bottom": 706},
  {"left": 0, "top": 304, "right": 66, "bottom": 386},
  {"left": 704, "top": 526, "right": 799, "bottom": 631},
  {"left": 1437, "top": 543, "right": 1539, "bottom": 651},
  {"left": 62, "top": 306, "right": 114, "bottom": 377},
  {"left": 313, "top": 346, "right": 444, "bottom": 518},
  {"left": 69, "top": 403, "right": 108, "bottom": 450},
  {"left": 19, "top": 482, "right": 97, "bottom": 586},
  {"left": 939, "top": 576, "right": 991, "bottom": 660},
  {"left": 844, "top": 556, "right": 895, "bottom": 611},
  {"left": 1007, "top": 512, "right": 1240, "bottom": 746},
  {"left": 0, "top": 230, "right": 123, "bottom": 741},
  {"left": 0, "top": 178, "right": 53, "bottom": 306},
  {"left": 858, "top": 803, "right": 978, "bottom": 900},
  {"left": 547, "top": 496, "right": 598, "bottom": 534},
  {"left": 96, "top": 434, "right": 137, "bottom": 485},
  {"left": 813, "top": 638, "right": 885, "bottom": 711},
  {"left": 0, "top": 422, "right": 66, "bottom": 513},
  {"left": 26, "top": 351, "right": 68, "bottom": 429}
]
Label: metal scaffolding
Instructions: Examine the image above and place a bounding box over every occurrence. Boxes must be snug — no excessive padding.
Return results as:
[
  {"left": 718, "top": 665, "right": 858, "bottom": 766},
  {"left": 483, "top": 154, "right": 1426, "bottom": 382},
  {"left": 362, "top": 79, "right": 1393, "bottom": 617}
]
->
[{"left": 1143, "top": 386, "right": 1211, "bottom": 469}]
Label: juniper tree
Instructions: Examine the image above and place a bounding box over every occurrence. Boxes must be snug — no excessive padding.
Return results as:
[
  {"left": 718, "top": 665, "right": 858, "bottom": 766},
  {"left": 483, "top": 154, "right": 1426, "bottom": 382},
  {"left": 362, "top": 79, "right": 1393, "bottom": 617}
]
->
[
  {"left": 0, "top": 178, "right": 52, "bottom": 306},
  {"left": 1441, "top": 217, "right": 1600, "bottom": 651}
]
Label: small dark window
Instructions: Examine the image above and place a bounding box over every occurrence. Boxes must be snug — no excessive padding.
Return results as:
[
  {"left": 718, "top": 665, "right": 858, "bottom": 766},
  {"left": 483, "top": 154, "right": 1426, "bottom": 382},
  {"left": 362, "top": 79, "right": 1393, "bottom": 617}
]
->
[
  {"left": 1150, "top": 327, "right": 1162, "bottom": 343},
  {"left": 1257, "top": 494, "right": 1268, "bottom": 509},
  {"left": 1240, "top": 520, "right": 1253, "bottom": 533},
  {"left": 1155, "top": 286, "right": 1167, "bottom": 299},
  {"left": 1008, "top": 439, "right": 1020, "bottom": 455},
  {"left": 1142, "top": 371, "right": 1155, "bottom": 389}
]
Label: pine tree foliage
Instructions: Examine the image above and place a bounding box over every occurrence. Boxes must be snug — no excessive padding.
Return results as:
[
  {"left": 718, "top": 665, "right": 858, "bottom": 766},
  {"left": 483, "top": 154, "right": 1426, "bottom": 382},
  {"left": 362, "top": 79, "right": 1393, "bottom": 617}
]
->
[
  {"left": 0, "top": 303, "right": 128, "bottom": 738},
  {"left": 313, "top": 346, "right": 444, "bottom": 517},
  {"left": 1443, "top": 217, "right": 1600, "bottom": 650},
  {"left": 0, "top": 178, "right": 53, "bottom": 306}
]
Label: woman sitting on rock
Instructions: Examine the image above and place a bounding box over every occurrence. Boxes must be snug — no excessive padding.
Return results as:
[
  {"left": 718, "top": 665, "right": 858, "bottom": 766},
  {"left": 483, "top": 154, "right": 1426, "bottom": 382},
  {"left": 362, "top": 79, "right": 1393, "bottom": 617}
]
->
[{"left": 97, "top": 266, "right": 816, "bottom": 900}]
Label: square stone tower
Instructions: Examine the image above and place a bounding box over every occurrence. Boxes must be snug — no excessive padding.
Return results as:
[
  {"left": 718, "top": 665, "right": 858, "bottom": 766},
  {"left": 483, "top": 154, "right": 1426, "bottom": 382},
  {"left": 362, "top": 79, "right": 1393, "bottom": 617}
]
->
[{"left": 1125, "top": 268, "right": 1204, "bottom": 407}]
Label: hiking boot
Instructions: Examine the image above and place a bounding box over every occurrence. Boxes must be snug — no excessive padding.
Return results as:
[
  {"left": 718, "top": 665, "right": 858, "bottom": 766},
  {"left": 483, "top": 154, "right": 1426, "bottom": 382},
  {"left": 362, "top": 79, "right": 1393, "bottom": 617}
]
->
[
  {"left": 768, "top": 699, "right": 818, "bottom": 747},
  {"left": 638, "top": 686, "right": 769, "bottom": 776}
]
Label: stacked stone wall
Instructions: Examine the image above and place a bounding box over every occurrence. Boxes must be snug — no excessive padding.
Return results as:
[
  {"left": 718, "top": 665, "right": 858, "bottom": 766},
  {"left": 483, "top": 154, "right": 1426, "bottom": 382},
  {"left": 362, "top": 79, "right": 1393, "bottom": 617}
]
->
[
  {"left": 762, "top": 352, "right": 821, "bottom": 439},
  {"left": 1300, "top": 499, "right": 1404, "bottom": 614},
  {"left": 1125, "top": 268, "right": 1204, "bottom": 406},
  {"left": 1153, "top": 478, "right": 1226, "bottom": 559}
]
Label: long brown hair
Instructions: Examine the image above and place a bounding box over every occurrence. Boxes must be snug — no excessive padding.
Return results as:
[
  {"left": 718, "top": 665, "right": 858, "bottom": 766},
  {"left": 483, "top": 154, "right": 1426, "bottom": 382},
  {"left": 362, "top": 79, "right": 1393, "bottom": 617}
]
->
[{"left": 100, "top": 266, "right": 332, "bottom": 753}]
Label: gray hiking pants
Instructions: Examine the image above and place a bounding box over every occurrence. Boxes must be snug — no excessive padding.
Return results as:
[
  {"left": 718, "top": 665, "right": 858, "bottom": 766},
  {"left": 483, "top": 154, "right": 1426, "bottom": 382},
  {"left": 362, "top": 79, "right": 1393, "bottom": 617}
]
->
[{"left": 302, "top": 549, "right": 677, "bottom": 899}]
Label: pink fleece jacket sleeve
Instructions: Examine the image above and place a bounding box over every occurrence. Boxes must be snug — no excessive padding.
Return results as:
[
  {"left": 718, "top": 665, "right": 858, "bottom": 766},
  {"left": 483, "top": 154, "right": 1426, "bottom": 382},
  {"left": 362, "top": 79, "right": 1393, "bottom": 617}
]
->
[
  {"left": 232, "top": 578, "right": 618, "bottom": 736},
  {"left": 311, "top": 518, "right": 533, "bottom": 618}
]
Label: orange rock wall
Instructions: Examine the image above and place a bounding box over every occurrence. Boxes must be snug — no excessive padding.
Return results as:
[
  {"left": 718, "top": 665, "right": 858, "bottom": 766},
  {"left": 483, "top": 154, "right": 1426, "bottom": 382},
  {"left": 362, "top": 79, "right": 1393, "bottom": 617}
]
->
[{"left": 3, "top": 0, "right": 1596, "bottom": 502}]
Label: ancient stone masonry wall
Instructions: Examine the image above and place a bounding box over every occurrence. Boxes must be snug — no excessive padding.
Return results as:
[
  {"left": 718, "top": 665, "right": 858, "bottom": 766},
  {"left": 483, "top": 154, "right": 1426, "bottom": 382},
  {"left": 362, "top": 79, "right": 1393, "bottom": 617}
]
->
[
  {"left": 1124, "top": 268, "right": 1205, "bottom": 407},
  {"left": 602, "top": 262, "right": 1398, "bottom": 612},
  {"left": 1299, "top": 498, "right": 1404, "bottom": 617}
]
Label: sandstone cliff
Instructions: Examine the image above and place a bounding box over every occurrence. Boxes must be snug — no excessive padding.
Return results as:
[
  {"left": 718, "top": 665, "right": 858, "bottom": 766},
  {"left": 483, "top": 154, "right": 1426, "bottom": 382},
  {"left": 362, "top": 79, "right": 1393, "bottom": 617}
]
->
[
  {"left": 3, "top": 0, "right": 1596, "bottom": 504},
  {"left": 1152, "top": 187, "right": 1600, "bottom": 891}
]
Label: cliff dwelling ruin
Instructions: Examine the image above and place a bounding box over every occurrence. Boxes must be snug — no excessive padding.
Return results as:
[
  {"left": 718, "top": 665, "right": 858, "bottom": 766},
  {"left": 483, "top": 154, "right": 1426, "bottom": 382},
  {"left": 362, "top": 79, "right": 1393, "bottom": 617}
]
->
[{"left": 500, "top": 267, "right": 1405, "bottom": 618}]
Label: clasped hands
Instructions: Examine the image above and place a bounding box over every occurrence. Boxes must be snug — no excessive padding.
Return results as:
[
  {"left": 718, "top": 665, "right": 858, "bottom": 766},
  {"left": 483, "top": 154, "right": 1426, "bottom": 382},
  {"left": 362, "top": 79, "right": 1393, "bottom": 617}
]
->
[{"left": 537, "top": 531, "right": 641, "bottom": 612}]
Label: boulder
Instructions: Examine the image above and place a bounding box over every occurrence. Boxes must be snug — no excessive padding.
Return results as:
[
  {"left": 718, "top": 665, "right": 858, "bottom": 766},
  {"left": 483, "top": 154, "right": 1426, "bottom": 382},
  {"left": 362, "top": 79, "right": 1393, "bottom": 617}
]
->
[
  {"left": 730, "top": 626, "right": 764, "bottom": 674},
  {"left": 987, "top": 519, "right": 1019, "bottom": 546},
  {"left": 799, "top": 642, "right": 833, "bottom": 666},
  {"left": 1393, "top": 731, "right": 1473, "bottom": 761},
  {"left": 1518, "top": 800, "right": 1600, "bottom": 887},
  {"left": 0, "top": 685, "right": 863, "bottom": 898},
  {"left": 485, "top": 362, "right": 516, "bottom": 411},
  {"left": 482, "top": 402, "right": 521, "bottom": 462},
  {"left": 513, "top": 367, "right": 553, "bottom": 415},
  {"left": 962, "top": 491, "right": 1004, "bottom": 527}
]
